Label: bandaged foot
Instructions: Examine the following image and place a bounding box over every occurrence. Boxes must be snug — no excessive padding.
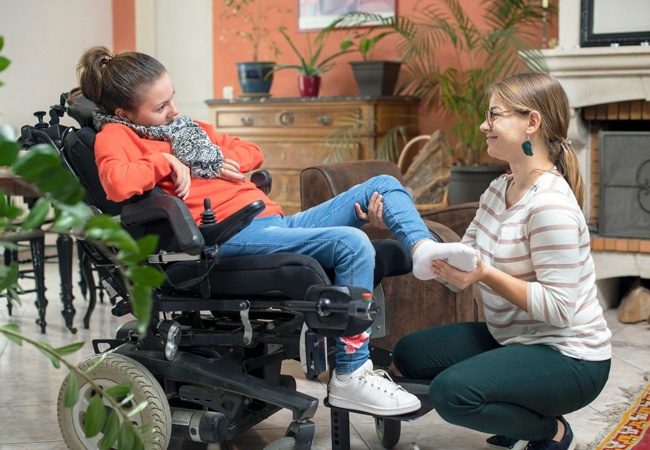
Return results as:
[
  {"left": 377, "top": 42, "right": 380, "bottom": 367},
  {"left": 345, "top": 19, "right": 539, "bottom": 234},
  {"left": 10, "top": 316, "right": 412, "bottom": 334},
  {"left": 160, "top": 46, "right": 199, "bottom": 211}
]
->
[{"left": 412, "top": 240, "right": 477, "bottom": 281}]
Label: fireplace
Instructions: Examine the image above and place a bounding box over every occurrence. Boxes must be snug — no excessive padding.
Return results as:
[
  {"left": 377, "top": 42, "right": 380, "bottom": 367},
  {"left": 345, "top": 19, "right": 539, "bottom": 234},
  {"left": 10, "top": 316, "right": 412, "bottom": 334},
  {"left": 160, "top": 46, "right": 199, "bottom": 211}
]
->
[{"left": 540, "top": 1, "right": 650, "bottom": 308}]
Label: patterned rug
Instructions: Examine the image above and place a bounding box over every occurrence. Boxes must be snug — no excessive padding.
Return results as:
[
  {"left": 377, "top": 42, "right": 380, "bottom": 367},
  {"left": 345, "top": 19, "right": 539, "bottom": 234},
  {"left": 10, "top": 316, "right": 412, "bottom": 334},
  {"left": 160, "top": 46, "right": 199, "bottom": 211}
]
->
[{"left": 586, "top": 375, "right": 650, "bottom": 449}]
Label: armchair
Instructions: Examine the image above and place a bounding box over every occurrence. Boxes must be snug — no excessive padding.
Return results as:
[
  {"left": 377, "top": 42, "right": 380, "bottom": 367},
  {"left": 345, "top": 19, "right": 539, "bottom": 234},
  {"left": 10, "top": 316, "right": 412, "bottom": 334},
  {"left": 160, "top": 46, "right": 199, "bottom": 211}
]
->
[{"left": 301, "top": 160, "right": 483, "bottom": 350}]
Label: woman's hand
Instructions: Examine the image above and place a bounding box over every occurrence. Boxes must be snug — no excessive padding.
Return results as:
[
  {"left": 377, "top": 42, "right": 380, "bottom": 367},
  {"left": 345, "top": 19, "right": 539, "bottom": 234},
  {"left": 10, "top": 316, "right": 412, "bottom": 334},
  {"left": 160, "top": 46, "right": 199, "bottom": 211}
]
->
[
  {"left": 355, "top": 192, "right": 387, "bottom": 229},
  {"left": 219, "top": 158, "right": 246, "bottom": 182},
  {"left": 431, "top": 249, "right": 487, "bottom": 290},
  {"left": 163, "top": 153, "right": 191, "bottom": 200}
]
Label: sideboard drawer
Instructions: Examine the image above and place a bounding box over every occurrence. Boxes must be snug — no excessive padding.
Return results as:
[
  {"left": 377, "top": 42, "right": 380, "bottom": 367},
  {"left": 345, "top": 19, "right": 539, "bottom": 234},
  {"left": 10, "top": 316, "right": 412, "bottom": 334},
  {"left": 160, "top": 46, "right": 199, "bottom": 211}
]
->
[
  {"left": 207, "top": 97, "right": 421, "bottom": 211},
  {"left": 215, "top": 106, "right": 362, "bottom": 130}
]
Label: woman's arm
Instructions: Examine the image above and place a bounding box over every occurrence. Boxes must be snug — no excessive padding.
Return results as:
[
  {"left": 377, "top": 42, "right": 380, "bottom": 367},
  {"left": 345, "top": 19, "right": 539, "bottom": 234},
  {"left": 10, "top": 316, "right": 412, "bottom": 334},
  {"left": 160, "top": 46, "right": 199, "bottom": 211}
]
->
[{"left": 199, "top": 122, "right": 265, "bottom": 173}]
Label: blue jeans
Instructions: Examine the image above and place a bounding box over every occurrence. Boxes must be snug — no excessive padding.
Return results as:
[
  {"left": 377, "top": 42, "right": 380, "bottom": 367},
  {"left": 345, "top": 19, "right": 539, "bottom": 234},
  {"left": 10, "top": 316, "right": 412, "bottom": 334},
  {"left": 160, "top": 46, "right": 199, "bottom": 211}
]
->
[{"left": 219, "top": 175, "right": 434, "bottom": 373}]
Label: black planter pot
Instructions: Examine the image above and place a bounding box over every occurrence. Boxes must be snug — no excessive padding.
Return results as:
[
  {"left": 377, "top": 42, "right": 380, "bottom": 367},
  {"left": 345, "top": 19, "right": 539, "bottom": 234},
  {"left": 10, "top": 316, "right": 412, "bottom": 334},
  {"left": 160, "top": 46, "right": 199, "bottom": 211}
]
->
[
  {"left": 448, "top": 164, "right": 509, "bottom": 205},
  {"left": 237, "top": 61, "right": 275, "bottom": 94},
  {"left": 349, "top": 61, "right": 401, "bottom": 96}
]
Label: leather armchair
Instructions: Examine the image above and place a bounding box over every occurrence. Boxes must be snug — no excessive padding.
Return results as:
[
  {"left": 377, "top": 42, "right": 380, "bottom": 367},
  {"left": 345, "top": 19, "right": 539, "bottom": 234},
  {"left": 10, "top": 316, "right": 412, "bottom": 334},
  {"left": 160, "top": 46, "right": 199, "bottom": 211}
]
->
[{"left": 300, "top": 160, "right": 483, "bottom": 350}]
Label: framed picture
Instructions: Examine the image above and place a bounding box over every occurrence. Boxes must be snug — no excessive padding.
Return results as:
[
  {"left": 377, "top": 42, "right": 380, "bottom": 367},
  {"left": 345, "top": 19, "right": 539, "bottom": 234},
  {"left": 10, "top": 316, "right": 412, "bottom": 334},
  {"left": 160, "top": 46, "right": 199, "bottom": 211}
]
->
[
  {"left": 298, "top": 0, "right": 396, "bottom": 31},
  {"left": 580, "top": 0, "right": 650, "bottom": 47}
]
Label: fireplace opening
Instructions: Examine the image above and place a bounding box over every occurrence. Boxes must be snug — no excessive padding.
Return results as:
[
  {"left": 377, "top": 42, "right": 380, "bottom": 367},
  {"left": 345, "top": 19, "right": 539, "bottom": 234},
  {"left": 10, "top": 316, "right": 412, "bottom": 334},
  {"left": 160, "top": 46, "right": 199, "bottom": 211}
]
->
[{"left": 598, "top": 130, "right": 650, "bottom": 239}]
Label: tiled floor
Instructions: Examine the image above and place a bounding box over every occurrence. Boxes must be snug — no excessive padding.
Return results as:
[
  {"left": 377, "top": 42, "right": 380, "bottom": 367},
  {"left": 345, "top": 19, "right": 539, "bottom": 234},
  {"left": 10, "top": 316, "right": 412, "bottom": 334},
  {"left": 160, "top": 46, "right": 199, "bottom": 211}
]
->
[{"left": 1, "top": 250, "right": 649, "bottom": 450}]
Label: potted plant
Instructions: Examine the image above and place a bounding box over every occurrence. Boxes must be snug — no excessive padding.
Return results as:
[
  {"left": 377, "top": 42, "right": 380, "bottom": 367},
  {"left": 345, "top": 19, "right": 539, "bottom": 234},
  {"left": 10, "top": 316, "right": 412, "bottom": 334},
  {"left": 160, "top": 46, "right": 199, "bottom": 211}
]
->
[
  {"left": 220, "top": 0, "right": 288, "bottom": 95},
  {"left": 322, "top": 0, "right": 552, "bottom": 203},
  {"left": 322, "top": 13, "right": 417, "bottom": 97},
  {"left": 400, "top": 0, "right": 551, "bottom": 203},
  {"left": 272, "top": 25, "right": 353, "bottom": 97}
]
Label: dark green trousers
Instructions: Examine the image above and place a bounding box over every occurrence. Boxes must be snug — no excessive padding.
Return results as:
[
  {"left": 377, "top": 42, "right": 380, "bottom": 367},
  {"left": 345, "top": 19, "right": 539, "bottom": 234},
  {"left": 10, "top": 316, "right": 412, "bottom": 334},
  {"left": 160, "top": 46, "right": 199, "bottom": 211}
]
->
[{"left": 392, "top": 322, "right": 610, "bottom": 441}]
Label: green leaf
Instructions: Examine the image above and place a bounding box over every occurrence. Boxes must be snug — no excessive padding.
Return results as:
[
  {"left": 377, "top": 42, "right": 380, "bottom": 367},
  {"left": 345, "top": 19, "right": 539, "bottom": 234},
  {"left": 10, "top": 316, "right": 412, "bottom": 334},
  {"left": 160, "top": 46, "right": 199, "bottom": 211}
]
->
[
  {"left": 119, "top": 235, "right": 159, "bottom": 264},
  {"left": 86, "top": 215, "right": 122, "bottom": 231},
  {"left": 36, "top": 342, "right": 61, "bottom": 369},
  {"left": 0, "top": 139, "right": 19, "bottom": 166},
  {"left": 63, "top": 373, "right": 79, "bottom": 407},
  {"left": 84, "top": 394, "right": 107, "bottom": 438},
  {"left": 104, "top": 382, "right": 132, "bottom": 398},
  {"left": 117, "top": 421, "right": 137, "bottom": 449},
  {"left": 54, "top": 341, "right": 85, "bottom": 356},
  {"left": 20, "top": 198, "right": 50, "bottom": 230},
  {"left": 12, "top": 144, "right": 61, "bottom": 179},
  {"left": 131, "top": 284, "right": 153, "bottom": 334},
  {"left": 34, "top": 169, "right": 85, "bottom": 204},
  {"left": 0, "top": 56, "right": 9, "bottom": 72},
  {"left": 126, "top": 266, "right": 165, "bottom": 288},
  {"left": 0, "top": 323, "right": 22, "bottom": 345},
  {"left": 52, "top": 211, "right": 83, "bottom": 231},
  {"left": 0, "top": 262, "right": 19, "bottom": 292},
  {"left": 100, "top": 411, "right": 121, "bottom": 450}
]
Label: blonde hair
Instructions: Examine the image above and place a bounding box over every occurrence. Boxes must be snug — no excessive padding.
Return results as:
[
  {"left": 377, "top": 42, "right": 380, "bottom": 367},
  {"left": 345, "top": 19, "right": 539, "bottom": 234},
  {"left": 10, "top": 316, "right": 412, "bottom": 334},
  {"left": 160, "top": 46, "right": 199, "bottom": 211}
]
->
[{"left": 487, "top": 73, "right": 586, "bottom": 208}]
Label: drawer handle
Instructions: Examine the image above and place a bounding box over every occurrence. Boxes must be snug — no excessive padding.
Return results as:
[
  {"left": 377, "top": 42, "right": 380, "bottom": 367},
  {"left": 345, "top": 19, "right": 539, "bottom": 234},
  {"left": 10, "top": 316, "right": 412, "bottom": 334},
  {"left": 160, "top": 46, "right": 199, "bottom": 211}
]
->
[
  {"left": 279, "top": 112, "right": 294, "bottom": 126},
  {"left": 241, "top": 116, "right": 254, "bottom": 126},
  {"left": 318, "top": 115, "right": 333, "bottom": 126}
]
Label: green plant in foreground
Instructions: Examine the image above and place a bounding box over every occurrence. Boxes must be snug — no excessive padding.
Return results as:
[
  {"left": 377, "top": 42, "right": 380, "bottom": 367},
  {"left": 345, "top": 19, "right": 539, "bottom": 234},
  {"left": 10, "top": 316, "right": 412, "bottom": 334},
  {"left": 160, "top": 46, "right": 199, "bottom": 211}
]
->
[{"left": 0, "top": 37, "right": 162, "bottom": 448}]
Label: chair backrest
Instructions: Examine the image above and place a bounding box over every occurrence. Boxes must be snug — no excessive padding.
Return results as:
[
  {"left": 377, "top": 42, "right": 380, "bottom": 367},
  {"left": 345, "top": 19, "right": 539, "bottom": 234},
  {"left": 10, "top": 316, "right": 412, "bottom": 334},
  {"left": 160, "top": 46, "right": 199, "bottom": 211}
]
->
[
  {"left": 300, "top": 160, "right": 404, "bottom": 211},
  {"left": 62, "top": 127, "right": 128, "bottom": 217}
]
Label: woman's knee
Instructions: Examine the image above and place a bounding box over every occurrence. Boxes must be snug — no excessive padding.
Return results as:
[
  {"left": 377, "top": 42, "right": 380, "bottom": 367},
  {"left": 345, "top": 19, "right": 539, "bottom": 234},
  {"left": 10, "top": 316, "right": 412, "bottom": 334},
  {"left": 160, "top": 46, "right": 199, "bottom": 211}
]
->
[
  {"left": 430, "top": 369, "right": 480, "bottom": 424},
  {"left": 367, "top": 174, "right": 403, "bottom": 192}
]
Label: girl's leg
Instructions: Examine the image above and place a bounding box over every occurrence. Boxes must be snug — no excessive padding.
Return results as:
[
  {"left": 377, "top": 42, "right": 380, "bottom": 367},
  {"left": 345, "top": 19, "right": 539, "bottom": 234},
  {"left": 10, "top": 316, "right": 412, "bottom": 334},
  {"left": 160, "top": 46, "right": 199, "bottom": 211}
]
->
[
  {"left": 290, "top": 174, "right": 477, "bottom": 277},
  {"left": 396, "top": 324, "right": 610, "bottom": 441},
  {"left": 219, "top": 215, "right": 375, "bottom": 373}
]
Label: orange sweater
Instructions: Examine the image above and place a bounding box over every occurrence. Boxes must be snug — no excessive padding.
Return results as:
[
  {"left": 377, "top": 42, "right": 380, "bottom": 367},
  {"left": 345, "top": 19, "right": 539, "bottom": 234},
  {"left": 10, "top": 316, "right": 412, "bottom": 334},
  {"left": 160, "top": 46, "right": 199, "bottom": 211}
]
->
[{"left": 94, "top": 120, "right": 283, "bottom": 224}]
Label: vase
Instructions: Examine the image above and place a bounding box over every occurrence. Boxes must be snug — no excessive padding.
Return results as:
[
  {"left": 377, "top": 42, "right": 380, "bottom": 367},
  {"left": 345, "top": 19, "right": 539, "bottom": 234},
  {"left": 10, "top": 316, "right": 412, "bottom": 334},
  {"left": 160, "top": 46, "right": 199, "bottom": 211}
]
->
[
  {"left": 298, "top": 75, "right": 321, "bottom": 97},
  {"left": 447, "top": 164, "right": 509, "bottom": 205},
  {"left": 236, "top": 61, "right": 275, "bottom": 95},
  {"left": 349, "top": 61, "right": 401, "bottom": 97}
]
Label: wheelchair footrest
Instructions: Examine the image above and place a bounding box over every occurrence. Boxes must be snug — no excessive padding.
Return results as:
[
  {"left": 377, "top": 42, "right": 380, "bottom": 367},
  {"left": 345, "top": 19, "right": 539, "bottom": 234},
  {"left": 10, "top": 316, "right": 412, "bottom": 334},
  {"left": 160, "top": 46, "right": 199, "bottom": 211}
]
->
[{"left": 324, "top": 378, "right": 433, "bottom": 422}]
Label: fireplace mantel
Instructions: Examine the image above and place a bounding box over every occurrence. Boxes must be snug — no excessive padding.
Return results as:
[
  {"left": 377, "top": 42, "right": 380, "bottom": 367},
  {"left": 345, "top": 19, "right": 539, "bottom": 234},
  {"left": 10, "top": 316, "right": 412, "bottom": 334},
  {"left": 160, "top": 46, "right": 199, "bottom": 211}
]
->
[
  {"left": 540, "top": 44, "right": 650, "bottom": 309},
  {"left": 541, "top": 46, "right": 650, "bottom": 108}
]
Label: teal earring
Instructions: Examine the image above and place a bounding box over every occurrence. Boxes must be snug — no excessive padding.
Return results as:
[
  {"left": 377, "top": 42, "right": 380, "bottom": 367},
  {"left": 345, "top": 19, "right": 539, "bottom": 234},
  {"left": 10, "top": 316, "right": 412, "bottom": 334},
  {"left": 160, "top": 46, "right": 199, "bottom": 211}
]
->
[{"left": 522, "top": 137, "right": 533, "bottom": 156}]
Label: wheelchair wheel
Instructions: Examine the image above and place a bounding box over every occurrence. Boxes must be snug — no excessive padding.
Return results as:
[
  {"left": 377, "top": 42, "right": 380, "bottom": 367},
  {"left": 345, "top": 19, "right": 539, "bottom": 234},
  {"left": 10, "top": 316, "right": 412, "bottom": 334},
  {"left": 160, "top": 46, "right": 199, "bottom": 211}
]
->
[
  {"left": 263, "top": 436, "right": 297, "bottom": 450},
  {"left": 375, "top": 417, "right": 401, "bottom": 449},
  {"left": 57, "top": 353, "right": 172, "bottom": 450}
]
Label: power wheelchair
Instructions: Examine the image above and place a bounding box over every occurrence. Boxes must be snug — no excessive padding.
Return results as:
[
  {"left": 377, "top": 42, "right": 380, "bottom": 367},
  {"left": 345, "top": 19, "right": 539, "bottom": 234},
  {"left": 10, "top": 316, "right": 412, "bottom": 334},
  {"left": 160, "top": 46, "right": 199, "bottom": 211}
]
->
[{"left": 20, "top": 94, "right": 435, "bottom": 450}]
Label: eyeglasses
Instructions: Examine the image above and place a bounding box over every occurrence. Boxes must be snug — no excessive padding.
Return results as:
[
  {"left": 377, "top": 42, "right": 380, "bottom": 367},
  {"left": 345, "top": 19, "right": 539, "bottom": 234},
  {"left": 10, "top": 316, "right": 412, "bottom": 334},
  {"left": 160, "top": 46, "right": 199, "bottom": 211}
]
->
[{"left": 485, "top": 108, "right": 528, "bottom": 128}]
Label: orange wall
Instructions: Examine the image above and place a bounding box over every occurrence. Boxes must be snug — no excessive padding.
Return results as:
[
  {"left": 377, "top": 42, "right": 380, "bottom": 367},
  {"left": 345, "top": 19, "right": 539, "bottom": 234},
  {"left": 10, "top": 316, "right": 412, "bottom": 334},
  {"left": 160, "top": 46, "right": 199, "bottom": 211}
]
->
[
  {"left": 112, "top": 0, "right": 136, "bottom": 52},
  {"left": 212, "top": 0, "right": 557, "bottom": 135}
]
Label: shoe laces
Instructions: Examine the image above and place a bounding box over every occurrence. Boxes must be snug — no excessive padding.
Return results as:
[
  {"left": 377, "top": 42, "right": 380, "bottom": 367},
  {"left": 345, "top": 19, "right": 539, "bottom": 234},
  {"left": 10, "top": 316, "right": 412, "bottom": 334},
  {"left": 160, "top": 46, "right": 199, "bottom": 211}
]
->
[{"left": 359, "top": 367, "right": 405, "bottom": 395}]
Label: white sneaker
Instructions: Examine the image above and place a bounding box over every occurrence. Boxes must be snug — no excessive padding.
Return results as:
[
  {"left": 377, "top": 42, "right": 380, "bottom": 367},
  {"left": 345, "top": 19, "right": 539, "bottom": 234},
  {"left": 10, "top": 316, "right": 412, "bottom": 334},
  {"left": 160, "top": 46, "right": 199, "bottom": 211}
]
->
[{"left": 328, "top": 360, "right": 421, "bottom": 416}]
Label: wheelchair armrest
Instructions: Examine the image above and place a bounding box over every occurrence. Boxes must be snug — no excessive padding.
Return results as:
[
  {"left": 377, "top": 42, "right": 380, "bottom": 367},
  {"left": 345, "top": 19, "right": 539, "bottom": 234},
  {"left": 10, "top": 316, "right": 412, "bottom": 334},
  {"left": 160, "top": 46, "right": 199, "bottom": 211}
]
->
[
  {"left": 251, "top": 170, "right": 272, "bottom": 195},
  {"left": 199, "top": 200, "right": 266, "bottom": 245},
  {"left": 121, "top": 195, "right": 205, "bottom": 255}
]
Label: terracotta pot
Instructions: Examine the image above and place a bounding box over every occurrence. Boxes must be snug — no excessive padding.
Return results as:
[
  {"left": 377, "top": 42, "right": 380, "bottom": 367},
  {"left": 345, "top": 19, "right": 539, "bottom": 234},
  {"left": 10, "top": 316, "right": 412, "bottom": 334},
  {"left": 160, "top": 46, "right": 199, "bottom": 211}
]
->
[{"left": 298, "top": 75, "right": 320, "bottom": 97}]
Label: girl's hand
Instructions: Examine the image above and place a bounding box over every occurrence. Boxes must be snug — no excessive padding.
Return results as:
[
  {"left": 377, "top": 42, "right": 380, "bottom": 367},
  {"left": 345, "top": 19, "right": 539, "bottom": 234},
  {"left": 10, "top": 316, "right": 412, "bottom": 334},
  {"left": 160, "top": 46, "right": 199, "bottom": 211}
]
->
[
  {"left": 355, "top": 192, "right": 387, "bottom": 229},
  {"left": 163, "top": 153, "right": 191, "bottom": 200},
  {"left": 431, "top": 249, "right": 487, "bottom": 290},
  {"left": 218, "top": 158, "right": 246, "bottom": 182}
]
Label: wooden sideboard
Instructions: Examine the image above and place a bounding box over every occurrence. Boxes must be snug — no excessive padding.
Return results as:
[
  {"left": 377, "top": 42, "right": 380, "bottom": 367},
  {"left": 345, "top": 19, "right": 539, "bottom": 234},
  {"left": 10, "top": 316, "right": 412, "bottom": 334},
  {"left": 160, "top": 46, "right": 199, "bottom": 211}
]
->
[{"left": 206, "top": 96, "right": 420, "bottom": 215}]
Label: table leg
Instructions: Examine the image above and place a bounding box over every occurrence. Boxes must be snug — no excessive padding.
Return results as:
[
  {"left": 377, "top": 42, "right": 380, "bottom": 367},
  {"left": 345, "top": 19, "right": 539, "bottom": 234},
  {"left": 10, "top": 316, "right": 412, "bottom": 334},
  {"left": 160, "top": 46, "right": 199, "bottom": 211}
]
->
[
  {"left": 29, "top": 234, "right": 48, "bottom": 334},
  {"left": 57, "top": 233, "right": 77, "bottom": 334}
]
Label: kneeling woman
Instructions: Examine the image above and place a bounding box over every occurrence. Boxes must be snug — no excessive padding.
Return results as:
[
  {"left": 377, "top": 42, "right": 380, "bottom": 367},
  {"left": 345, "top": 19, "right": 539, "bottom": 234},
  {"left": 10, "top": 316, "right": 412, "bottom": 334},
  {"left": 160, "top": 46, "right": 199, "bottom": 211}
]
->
[{"left": 392, "top": 73, "right": 611, "bottom": 450}]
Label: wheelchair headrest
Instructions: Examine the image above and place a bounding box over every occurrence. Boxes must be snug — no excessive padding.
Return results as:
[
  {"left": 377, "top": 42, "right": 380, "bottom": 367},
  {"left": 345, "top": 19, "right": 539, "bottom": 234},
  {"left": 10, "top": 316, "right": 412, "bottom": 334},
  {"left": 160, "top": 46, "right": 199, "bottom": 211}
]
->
[{"left": 64, "top": 91, "right": 97, "bottom": 129}]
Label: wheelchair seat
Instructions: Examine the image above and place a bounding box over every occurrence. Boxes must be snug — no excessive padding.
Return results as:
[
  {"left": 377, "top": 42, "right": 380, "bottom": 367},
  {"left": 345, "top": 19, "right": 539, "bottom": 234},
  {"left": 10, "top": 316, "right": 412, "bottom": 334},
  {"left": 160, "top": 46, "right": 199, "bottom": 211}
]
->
[{"left": 24, "top": 93, "right": 416, "bottom": 449}]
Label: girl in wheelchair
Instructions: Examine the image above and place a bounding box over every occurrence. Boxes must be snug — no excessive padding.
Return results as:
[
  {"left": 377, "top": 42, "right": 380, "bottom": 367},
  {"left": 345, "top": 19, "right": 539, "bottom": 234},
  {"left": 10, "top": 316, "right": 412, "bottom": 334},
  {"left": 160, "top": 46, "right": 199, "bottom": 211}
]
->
[{"left": 74, "top": 45, "right": 477, "bottom": 417}]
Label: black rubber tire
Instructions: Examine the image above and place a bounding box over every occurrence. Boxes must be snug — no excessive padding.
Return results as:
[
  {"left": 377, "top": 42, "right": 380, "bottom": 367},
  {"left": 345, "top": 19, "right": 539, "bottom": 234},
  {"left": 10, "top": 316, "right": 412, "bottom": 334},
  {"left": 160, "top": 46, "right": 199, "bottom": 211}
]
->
[
  {"left": 57, "top": 353, "right": 172, "bottom": 450},
  {"left": 375, "top": 417, "right": 401, "bottom": 449}
]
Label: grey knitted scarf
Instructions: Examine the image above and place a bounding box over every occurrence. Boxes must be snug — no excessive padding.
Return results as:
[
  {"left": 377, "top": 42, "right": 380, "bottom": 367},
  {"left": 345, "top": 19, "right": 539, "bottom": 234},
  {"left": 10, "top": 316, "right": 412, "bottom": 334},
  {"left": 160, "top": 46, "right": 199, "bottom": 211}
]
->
[{"left": 93, "top": 113, "right": 224, "bottom": 179}]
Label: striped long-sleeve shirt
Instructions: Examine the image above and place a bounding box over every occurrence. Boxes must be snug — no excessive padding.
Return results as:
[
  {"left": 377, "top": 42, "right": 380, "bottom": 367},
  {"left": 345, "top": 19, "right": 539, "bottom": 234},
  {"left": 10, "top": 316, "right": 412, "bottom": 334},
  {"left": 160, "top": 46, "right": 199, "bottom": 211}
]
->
[{"left": 462, "top": 170, "right": 611, "bottom": 361}]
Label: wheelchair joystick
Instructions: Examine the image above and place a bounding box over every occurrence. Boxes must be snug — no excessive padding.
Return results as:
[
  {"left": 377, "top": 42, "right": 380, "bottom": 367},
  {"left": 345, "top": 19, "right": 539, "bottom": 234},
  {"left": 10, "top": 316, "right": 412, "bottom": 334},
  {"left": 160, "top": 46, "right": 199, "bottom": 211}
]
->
[
  {"left": 200, "top": 198, "right": 216, "bottom": 225},
  {"left": 33, "top": 111, "right": 48, "bottom": 129}
]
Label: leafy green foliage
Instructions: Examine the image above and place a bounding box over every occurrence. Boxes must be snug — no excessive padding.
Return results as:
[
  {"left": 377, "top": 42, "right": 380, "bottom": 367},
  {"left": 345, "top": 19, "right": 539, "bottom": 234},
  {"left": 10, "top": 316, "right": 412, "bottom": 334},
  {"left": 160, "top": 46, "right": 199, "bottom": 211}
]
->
[
  {"left": 273, "top": 26, "right": 354, "bottom": 76},
  {"left": 396, "top": 0, "right": 552, "bottom": 165},
  {"left": 323, "top": 12, "right": 417, "bottom": 62}
]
